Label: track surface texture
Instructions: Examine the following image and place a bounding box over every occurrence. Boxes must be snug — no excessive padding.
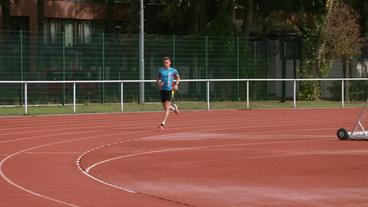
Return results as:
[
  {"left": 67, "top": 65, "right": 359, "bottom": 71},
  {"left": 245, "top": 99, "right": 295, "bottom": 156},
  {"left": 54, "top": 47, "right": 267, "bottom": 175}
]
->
[{"left": 1, "top": 109, "right": 368, "bottom": 207}]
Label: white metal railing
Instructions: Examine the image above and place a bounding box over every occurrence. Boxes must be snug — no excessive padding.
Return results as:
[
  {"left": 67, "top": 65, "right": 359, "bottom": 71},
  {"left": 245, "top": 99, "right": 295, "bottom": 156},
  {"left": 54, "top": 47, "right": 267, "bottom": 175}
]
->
[{"left": 1, "top": 78, "right": 367, "bottom": 114}]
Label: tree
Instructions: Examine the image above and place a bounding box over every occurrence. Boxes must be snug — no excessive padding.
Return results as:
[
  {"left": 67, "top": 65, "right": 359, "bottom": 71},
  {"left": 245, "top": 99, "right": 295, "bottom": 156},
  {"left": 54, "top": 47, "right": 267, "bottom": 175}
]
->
[
  {"left": 159, "top": 0, "right": 210, "bottom": 34},
  {"left": 159, "top": 0, "right": 237, "bottom": 35},
  {"left": 127, "top": 0, "right": 139, "bottom": 34},
  {"left": 188, "top": 0, "right": 209, "bottom": 34},
  {"left": 239, "top": 0, "right": 254, "bottom": 38},
  {"left": 325, "top": 0, "right": 363, "bottom": 100},
  {"left": 206, "top": 0, "right": 237, "bottom": 36}
]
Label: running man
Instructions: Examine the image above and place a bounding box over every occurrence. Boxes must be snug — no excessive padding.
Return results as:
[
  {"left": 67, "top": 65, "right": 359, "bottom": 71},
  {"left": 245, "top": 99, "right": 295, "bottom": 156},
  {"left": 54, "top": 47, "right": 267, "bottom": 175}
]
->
[{"left": 157, "top": 57, "right": 180, "bottom": 129}]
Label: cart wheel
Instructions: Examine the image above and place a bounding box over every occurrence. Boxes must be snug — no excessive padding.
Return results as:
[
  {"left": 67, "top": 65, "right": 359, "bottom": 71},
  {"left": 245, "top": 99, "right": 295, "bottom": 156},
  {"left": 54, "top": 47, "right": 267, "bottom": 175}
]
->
[{"left": 337, "top": 128, "right": 349, "bottom": 140}]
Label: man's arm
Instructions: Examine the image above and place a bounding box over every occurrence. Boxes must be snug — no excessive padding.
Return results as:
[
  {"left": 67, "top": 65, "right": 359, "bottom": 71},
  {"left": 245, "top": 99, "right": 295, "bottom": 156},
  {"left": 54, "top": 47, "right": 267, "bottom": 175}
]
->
[
  {"left": 156, "top": 71, "right": 163, "bottom": 87},
  {"left": 175, "top": 74, "right": 180, "bottom": 86},
  {"left": 174, "top": 74, "right": 180, "bottom": 91}
]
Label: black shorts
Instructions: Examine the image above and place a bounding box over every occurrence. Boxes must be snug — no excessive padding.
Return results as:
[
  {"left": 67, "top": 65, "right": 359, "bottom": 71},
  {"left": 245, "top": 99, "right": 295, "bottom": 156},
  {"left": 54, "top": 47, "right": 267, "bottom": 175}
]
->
[{"left": 160, "top": 90, "right": 173, "bottom": 103}]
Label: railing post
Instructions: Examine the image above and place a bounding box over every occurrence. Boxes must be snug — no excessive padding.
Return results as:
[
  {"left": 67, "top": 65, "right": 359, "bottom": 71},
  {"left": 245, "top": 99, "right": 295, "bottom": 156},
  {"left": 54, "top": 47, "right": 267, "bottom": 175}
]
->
[
  {"left": 246, "top": 80, "right": 250, "bottom": 109},
  {"left": 205, "top": 36, "right": 208, "bottom": 79},
  {"left": 20, "top": 30, "right": 24, "bottom": 82},
  {"left": 24, "top": 82, "right": 28, "bottom": 115},
  {"left": 102, "top": 33, "right": 105, "bottom": 104},
  {"left": 293, "top": 80, "right": 297, "bottom": 108},
  {"left": 120, "top": 81, "right": 124, "bottom": 112},
  {"left": 73, "top": 82, "right": 76, "bottom": 113},
  {"left": 341, "top": 80, "right": 345, "bottom": 108},
  {"left": 207, "top": 80, "right": 210, "bottom": 111},
  {"left": 62, "top": 31, "right": 66, "bottom": 105},
  {"left": 20, "top": 30, "right": 24, "bottom": 105},
  {"left": 237, "top": 36, "right": 240, "bottom": 100}
]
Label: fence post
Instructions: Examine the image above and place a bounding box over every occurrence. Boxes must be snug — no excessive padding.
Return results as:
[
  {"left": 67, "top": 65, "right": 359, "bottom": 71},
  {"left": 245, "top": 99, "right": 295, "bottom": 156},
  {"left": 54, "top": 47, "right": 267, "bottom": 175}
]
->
[
  {"left": 102, "top": 33, "right": 105, "bottom": 104},
  {"left": 246, "top": 80, "right": 250, "bottom": 109},
  {"left": 73, "top": 82, "right": 76, "bottom": 113},
  {"left": 205, "top": 36, "right": 208, "bottom": 79},
  {"left": 293, "top": 80, "right": 297, "bottom": 108},
  {"left": 63, "top": 31, "right": 66, "bottom": 105},
  {"left": 120, "top": 81, "right": 124, "bottom": 112},
  {"left": 341, "top": 80, "right": 345, "bottom": 108},
  {"left": 20, "top": 30, "right": 24, "bottom": 105},
  {"left": 207, "top": 80, "right": 210, "bottom": 110},
  {"left": 237, "top": 36, "right": 240, "bottom": 100},
  {"left": 24, "top": 82, "right": 28, "bottom": 115}
]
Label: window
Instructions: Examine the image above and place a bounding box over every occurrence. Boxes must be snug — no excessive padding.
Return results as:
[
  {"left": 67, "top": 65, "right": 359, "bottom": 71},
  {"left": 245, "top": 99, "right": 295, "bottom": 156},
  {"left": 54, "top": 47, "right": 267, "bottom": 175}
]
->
[
  {"left": 44, "top": 19, "right": 96, "bottom": 46},
  {"left": 75, "top": 21, "right": 92, "bottom": 44}
]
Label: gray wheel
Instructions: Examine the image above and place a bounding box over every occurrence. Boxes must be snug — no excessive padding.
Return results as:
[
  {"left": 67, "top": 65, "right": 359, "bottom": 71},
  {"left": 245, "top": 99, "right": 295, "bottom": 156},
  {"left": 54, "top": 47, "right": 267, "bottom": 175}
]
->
[{"left": 337, "top": 128, "right": 349, "bottom": 140}]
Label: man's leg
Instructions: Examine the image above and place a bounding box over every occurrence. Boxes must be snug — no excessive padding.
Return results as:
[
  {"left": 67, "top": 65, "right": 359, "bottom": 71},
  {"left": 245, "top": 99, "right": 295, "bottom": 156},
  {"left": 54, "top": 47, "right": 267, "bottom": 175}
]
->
[
  {"left": 161, "top": 101, "right": 171, "bottom": 125},
  {"left": 170, "top": 90, "right": 179, "bottom": 114}
]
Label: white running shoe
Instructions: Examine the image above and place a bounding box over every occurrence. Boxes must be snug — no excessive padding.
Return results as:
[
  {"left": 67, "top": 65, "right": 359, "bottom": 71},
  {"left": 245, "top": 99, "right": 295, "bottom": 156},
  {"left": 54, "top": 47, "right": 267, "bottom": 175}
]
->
[{"left": 172, "top": 103, "right": 179, "bottom": 114}]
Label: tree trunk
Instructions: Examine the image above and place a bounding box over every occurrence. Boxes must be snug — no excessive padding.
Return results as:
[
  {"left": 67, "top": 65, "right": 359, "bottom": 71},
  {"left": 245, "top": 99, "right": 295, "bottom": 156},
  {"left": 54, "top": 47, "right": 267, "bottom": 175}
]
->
[
  {"left": 188, "top": 0, "right": 208, "bottom": 34},
  {"left": 228, "top": 0, "right": 235, "bottom": 21},
  {"left": 342, "top": 57, "right": 349, "bottom": 102},
  {"left": 241, "top": 0, "right": 254, "bottom": 38},
  {"left": 347, "top": 59, "right": 353, "bottom": 101}
]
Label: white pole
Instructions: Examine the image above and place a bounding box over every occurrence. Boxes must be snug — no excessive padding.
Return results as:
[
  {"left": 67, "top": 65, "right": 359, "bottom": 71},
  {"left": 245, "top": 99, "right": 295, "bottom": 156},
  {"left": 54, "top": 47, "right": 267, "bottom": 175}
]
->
[
  {"left": 341, "top": 80, "right": 345, "bottom": 108},
  {"left": 73, "top": 82, "right": 76, "bottom": 113},
  {"left": 102, "top": 33, "right": 105, "bottom": 104},
  {"left": 205, "top": 36, "right": 208, "bottom": 79},
  {"left": 293, "top": 80, "right": 297, "bottom": 108},
  {"left": 207, "top": 80, "right": 210, "bottom": 110},
  {"left": 139, "top": 0, "right": 145, "bottom": 104},
  {"left": 246, "top": 80, "right": 250, "bottom": 109},
  {"left": 24, "top": 82, "right": 28, "bottom": 115},
  {"left": 120, "top": 81, "right": 124, "bottom": 112},
  {"left": 237, "top": 36, "right": 240, "bottom": 100}
]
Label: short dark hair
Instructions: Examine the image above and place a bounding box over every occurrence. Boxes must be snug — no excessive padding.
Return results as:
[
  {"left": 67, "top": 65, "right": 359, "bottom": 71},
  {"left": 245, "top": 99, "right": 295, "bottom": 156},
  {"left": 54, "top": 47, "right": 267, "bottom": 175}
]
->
[{"left": 163, "top": 56, "right": 171, "bottom": 62}]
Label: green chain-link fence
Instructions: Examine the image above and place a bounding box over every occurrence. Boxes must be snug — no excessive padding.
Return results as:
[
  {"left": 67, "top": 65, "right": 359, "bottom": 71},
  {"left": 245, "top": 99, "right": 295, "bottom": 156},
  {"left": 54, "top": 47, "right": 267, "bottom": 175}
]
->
[{"left": 0, "top": 31, "right": 303, "bottom": 106}]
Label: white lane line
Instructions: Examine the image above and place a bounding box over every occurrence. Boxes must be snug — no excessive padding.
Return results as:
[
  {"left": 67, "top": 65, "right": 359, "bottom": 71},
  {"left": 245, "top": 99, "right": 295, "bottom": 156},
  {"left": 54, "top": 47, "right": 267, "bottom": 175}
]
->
[
  {"left": 0, "top": 115, "right": 327, "bottom": 144},
  {"left": 77, "top": 133, "right": 332, "bottom": 196},
  {"left": 25, "top": 151, "right": 81, "bottom": 155},
  {"left": 0, "top": 106, "right": 343, "bottom": 144},
  {"left": 0, "top": 115, "right": 162, "bottom": 135},
  {"left": 85, "top": 138, "right": 333, "bottom": 173},
  {"left": 0, "top": 110, "right": 340, "bottom": 133},
  {"left": 0, "top": 143, "right": 81, "bottom": 207},
  {"left": 0, "top": 130, "right": 102, "bottom": 144},
  {"left": 0, "top": 130, "right": 146, "bottom": 207},
  {"left": 0, "top": 110, "right": 339, "bottom": 206}
]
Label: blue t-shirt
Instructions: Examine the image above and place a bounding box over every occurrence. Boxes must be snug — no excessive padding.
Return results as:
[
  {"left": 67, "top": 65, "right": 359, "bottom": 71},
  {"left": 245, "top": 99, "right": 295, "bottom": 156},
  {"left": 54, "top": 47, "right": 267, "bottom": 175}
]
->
[{"left": 157, "top": 67, "right": 179, "bottom": 91}]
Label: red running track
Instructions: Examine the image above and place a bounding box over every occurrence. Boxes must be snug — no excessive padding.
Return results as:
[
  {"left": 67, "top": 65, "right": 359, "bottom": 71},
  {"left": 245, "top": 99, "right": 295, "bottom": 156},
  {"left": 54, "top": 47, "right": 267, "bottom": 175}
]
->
[{"left": 1, "top": 109, "right": 368, "bottom": 207}]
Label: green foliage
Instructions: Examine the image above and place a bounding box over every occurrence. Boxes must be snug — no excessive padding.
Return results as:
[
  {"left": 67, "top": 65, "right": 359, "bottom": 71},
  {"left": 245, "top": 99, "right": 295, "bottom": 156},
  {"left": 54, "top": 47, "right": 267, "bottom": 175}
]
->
[
  {"left": 294, "top": 11, "right": 331, "bottom": 100},
  {"left": 293, "top": 0, "right": 363, "bottom": 100},
  {"left": 325, "top": 0, "right": 362, "bottom": 60},
  {"left": 298, "top": 66, "right": 321, "bottom": 101},
  {"left": 329, "top": 80, "right": 368, "bottom": 101},
  {"left": 206, "top": 1, "right": 237, "bottom": 36},
  {"left": 159, "top": 0, "right": 189, "bottom": 30}
]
